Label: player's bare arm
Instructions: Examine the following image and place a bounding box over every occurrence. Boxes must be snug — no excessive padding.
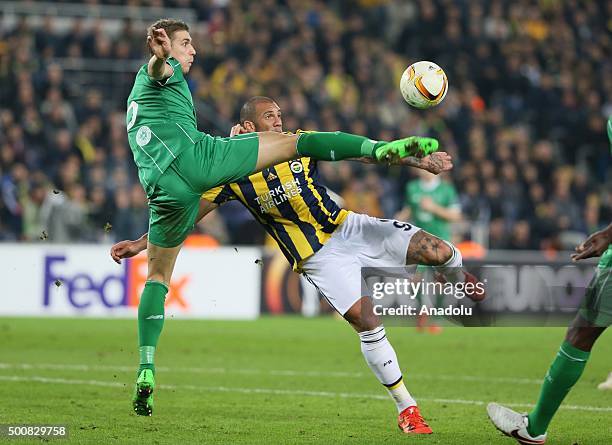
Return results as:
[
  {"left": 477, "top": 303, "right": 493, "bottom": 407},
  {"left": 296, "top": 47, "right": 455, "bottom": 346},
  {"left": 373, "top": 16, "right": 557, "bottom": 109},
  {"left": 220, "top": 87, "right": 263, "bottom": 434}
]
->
[
  {"left": 110, "top": 235, "right": 148, "bottom": 264},
  {"left": 110, "top": 199, "right": 218, "bottom": 263},
  {"left": 399, "top": 152, "right": 453, "bottom": 174},
  {"left": 350, "top": 152, "right": 452, "bottom": 174},
  {"left": 571, "top": 223, "right": 612, "bottom": 262},
  {"left": 147, "top": 28, "right": 173, "bottom": 80}
]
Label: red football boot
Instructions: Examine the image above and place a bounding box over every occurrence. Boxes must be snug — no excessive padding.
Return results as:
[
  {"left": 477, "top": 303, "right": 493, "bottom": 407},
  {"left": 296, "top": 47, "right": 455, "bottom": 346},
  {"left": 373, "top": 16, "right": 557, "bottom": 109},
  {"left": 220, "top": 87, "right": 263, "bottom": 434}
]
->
[{"left": 398, "top": 406, "right": 433, "bottom": 434}]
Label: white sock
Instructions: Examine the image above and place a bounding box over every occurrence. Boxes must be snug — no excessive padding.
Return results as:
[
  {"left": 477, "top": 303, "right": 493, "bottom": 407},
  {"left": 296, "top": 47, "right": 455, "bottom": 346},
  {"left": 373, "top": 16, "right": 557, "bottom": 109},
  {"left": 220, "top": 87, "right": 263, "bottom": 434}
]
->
[
  {"left": 432, "top": 241, "right": 465, "bottom": 284},
  {"left": 359, "top": 326, "right": 417, "bottom": 412}
]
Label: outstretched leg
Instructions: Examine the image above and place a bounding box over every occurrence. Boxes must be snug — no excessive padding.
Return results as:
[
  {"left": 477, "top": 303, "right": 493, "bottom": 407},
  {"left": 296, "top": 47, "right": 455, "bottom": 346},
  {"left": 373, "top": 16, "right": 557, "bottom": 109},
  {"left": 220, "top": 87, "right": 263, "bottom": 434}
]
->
[{"left": 253, "top": 131, "right": 438, "bottom": 173}]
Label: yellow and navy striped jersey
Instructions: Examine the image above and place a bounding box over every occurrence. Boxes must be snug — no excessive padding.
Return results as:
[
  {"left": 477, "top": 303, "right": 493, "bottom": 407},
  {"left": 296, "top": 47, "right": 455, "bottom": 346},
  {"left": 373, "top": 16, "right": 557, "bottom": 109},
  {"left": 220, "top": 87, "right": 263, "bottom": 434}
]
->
[{"left": 203, "top": 155, "right": 348, "bottom": 271}]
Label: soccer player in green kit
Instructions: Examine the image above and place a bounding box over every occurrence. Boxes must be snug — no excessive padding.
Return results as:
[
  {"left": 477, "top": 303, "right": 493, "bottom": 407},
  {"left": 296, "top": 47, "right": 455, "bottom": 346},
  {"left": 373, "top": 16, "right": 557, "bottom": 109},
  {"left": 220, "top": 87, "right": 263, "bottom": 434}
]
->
[
  {"left": 487, "top": 117, "right": 612, "bottom": 444},
  {"left": 127, "top": 19, "right": 438, "bottom": 416},
  {"left": 399, "top": 169, "right": 462, "bottom": 241},
  {"left": 397, "top": 169, "right": 462, "bottom": 332}
]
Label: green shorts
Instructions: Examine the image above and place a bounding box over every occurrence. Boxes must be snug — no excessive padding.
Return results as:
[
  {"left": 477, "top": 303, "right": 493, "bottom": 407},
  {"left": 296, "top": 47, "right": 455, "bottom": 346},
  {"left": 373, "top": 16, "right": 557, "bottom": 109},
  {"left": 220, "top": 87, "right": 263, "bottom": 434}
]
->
[
  {"left": 578, "top": 267, "right": 612, "bottom": 327},
  {"left": 148, "top": 133, "right": 259, "bottom": 247}
]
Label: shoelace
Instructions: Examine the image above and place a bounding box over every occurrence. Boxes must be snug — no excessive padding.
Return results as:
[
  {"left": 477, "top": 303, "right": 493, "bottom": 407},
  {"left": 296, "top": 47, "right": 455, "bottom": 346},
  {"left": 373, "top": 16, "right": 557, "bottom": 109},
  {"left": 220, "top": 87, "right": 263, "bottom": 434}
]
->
[{"left": 400, "top": 408, "right": 428, "bottom": 430}]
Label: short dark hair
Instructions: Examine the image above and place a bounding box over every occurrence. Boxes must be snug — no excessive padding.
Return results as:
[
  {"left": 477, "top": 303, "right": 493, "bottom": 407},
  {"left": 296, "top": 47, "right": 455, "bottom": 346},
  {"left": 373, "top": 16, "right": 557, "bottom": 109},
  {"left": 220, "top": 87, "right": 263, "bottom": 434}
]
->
[
  {"left": 239, "top": 96, "right": 276, "bottom": 124},
  {"left": 147, "top": 19, "right": 189, "bottom": 54}
]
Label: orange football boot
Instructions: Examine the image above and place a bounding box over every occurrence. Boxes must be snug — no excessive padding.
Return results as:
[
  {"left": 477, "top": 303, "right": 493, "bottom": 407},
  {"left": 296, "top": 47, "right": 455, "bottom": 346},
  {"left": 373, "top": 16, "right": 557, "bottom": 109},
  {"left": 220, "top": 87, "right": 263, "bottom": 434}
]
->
[{"left": 398, "top": 406, "right": 433, "bottom": 434}]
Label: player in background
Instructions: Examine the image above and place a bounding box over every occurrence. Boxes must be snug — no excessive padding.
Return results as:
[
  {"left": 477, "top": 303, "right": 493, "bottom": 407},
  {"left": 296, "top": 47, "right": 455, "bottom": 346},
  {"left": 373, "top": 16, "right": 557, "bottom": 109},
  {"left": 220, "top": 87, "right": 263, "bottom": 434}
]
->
[
  {"left": 114, "top": 96, "right": 485, "bottom": 431},
  {"left": 398, "top": 169, "right": 462, "bottom": 242},
  {"left": 487, "top": 116, "right": 612, "bottom": 444},
  {"left": 598, "top": 117, "right": 612, "bottom": 392},
  {"left": 397, "top": 169, "right": 462, "bottom": 332},
  {"left": 127, "top": 19, "right": 439, "bottom": 417}
]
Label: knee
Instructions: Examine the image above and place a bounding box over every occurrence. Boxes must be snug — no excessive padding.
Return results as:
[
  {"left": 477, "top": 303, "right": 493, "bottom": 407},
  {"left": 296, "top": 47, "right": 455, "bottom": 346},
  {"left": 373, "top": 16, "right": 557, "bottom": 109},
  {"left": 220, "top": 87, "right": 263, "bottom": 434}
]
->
[
  {"left": 351, "top": 313, "right": 380, "bottom": 332},
  {"left": 565, "top": 325, "right": 601, "bottom": 351},
  {"left": 438, "top": 241, "right": 455, "bottom": 264},
  {"left": 344, "top": 298, "right": 381, "bottom": 332},
  {"left": 146, "top": 272, "right": 169, "bottom": 286}
]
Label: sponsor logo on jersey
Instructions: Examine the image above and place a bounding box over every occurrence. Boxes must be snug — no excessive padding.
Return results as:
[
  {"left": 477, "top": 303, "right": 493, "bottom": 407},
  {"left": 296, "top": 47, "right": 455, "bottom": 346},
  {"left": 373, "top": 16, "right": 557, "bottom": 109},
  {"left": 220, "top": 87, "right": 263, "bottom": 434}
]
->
[
  {"left": 254, "top": 178, "right": 302, "bottom": 213},
  {"left": 290, "top": 161, "right": 303, "bottom": 174},
  {"left": 265, "top": 170, "right": 278, "bottom": 181},
  {"left": 136, "top": 125, "right": 152, "bottom": 146}
]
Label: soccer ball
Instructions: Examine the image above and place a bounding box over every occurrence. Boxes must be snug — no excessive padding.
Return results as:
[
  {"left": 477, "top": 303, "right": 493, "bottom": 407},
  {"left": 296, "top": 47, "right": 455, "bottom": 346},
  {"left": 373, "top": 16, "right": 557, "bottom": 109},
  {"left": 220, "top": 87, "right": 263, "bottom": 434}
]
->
[{"left": 400, "top": 61, "right": 448, "bottom": 109}]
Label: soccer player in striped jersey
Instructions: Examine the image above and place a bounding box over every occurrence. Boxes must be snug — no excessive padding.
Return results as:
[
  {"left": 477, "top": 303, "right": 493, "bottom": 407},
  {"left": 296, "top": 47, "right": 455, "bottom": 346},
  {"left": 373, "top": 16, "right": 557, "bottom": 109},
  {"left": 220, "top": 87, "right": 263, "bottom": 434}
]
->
[
  {"left": 115, "top": 95, "right": 484, "bottom": 433},
  {"left": 127, "top": 19, "right": 439, "bottom": 418}
]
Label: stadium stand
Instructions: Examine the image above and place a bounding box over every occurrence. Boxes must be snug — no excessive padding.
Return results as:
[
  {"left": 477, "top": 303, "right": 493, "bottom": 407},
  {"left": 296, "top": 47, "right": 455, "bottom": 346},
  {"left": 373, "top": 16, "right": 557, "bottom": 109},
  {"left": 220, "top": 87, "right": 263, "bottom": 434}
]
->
[{"left": 0, "top": 0, "right": 609, "bottom": 250}]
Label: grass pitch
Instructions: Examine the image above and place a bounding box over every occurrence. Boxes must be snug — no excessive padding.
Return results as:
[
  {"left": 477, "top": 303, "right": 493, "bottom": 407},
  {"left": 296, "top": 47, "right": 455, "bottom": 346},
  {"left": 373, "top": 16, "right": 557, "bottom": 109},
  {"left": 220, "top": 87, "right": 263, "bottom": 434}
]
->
[{"left": 0, "top": 317, "right": 610, "bottom": 444}]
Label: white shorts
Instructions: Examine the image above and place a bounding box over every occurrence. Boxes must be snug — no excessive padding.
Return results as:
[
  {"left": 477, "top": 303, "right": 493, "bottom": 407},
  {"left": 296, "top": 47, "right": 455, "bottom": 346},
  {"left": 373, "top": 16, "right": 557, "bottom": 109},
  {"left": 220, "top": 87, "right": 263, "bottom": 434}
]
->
[{"left": 301, "top": 212, "right": 421, "bottom": 315}]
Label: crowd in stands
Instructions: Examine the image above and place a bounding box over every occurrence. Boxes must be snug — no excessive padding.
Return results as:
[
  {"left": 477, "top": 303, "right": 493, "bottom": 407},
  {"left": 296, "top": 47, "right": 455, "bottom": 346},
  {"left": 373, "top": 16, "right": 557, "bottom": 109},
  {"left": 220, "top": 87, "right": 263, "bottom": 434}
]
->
[{"left": 0, "top": 0, "right": 610, "bottom": 250}]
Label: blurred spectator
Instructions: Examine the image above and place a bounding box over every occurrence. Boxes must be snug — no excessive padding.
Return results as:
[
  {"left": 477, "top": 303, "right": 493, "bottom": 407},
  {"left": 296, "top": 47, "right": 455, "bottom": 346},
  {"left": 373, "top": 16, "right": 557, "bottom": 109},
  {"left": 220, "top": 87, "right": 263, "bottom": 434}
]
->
[
  {"left": 1, "top": 163, "right": 28, "bottom": 238},
  {"left": 40, "top": 184, "right": 89, "bottom": 242},
  {"left": 112, "top": 184, "right": 148, "bottom": 241},
  {"left": 459, "top": 177, "right": 489, "bottom": 224},
  {"left": 20, "top": 180, "right": 49, "bottom": 241},
  {"left": 507, "top": 220, "right": 533, "bottom": 250}
]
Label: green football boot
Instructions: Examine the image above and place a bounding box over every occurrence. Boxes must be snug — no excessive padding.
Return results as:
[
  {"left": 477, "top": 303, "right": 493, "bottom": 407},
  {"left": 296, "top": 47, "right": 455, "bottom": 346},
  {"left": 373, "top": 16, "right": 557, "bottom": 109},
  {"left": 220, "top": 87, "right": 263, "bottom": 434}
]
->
[
  {"left": 132, "top": 369, "right": 155, "bottom": 416},
  {"left": 375, "top": 136, "right": 439, "bottom": 163}
]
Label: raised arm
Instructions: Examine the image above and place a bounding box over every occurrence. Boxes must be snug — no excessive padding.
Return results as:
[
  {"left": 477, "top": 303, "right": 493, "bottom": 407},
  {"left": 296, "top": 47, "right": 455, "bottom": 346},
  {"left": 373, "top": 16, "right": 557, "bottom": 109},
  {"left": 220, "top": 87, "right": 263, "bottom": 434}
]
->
[{"left": 147, "top": 28, "right": 173, "bottom": 80}]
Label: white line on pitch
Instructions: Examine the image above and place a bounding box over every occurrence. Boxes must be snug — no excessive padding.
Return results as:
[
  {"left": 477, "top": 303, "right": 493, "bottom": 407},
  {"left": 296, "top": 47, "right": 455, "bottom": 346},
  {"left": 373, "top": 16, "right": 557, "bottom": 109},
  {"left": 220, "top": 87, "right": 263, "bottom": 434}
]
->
[
  {"left": 0, "top": 374, "right": 611, "bottom": 413},
  {"left": 0, "top": 362, "right": 542, "bottom": 385}
]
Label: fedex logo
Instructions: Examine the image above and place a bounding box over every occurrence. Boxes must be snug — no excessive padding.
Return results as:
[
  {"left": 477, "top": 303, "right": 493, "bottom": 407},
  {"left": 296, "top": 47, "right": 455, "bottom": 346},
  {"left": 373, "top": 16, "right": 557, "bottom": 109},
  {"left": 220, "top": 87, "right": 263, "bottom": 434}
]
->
[{"left": 43, "top": 254, "right": 190, "bottom": 310}]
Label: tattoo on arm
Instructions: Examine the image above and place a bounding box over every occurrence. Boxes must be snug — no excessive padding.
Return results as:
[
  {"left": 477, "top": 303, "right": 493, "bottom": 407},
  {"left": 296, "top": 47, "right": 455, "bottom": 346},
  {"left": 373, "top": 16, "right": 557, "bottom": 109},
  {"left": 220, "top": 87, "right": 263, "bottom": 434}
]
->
[
  {"left": 425, "top": 155, "right": 444, "bottom": 173},
  {"left": 401, "top": 156, "right": 424, "bottom": 169}
]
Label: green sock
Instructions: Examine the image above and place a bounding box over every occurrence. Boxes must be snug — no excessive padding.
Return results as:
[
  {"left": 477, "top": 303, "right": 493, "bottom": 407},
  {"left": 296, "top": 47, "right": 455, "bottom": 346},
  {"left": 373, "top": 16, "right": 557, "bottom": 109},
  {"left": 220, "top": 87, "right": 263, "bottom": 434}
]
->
[
  {"left": 137, "top": 280, "right": 169, "bottom": 374},
  {"left": 296, "top": 131, "right": 387, "bottom": 161},
  {"left": 527, "top": 341, "right": 590, "bottom": 436}
]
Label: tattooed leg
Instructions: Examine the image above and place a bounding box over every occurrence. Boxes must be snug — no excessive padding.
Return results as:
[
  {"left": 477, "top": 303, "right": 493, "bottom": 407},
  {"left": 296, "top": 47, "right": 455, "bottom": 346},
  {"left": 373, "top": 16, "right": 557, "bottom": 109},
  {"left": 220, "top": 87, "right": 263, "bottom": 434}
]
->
[
  {"left": 405, "top": 230, "right": 452, "bottom": 265},
  {"left": 405, "top": 230, "right": 485, "bottom": 302},
  {"left": 406, "top": 229, "right": 465, "bottom": 283}
]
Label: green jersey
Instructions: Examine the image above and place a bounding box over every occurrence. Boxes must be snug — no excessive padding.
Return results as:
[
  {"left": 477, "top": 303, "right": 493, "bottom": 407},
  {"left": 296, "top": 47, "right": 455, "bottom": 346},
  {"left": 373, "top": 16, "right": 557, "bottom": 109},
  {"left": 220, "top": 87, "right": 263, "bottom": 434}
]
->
[
  {"left": 126, "top": 57, "right": 204, "bottom": 196},
  {"left": 405, "top": 178, "right": 459, "bottom": 241},
  {"left": 602, "top": 117, "right": 612, "bottom": 268},
  {"left": 599, "top": 245, "right": 612, "bottom": 268}
]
